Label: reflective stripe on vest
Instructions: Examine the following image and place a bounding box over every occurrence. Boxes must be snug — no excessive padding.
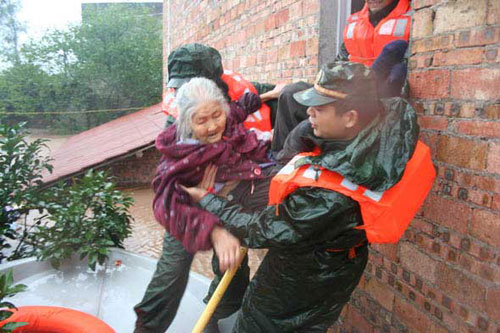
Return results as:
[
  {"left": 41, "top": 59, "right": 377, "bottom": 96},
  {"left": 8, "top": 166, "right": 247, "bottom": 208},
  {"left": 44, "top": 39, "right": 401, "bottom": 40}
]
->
[
  {"left": 268, "top": 141, "right": 436, "bottom": 244},
  {"left": 221, "top": 70, "right": 272, "bottom": 133},
  {"left": 343, "top": 0, "right": 411, "bottom": 66}
]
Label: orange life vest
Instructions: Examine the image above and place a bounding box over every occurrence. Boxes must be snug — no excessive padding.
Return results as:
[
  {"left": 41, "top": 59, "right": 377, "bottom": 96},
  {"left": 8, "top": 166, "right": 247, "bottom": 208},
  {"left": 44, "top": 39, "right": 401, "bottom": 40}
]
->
[
  {"left": 221, "top": 69, "right": 272, "bottom": 134},
  {"left": 161, "top": 70, "right": 272, "bottom": 135},
  {"left": 343, "top": 0, "right": 411, "bottom": 66},
  {"left": 161, "top": 87, "right": 178, "bottom": 118},
  {"left": 0, "top": 306, "right": 115, "bottom": 333},
  {"left": 268, "top": 141, "right": 436, "bottom": 244}
]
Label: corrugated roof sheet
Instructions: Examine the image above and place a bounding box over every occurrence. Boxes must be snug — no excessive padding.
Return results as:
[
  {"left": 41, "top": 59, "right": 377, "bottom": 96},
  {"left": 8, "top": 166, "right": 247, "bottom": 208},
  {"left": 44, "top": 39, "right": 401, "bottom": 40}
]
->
[{"left": 43, "top": 103, "right": 164, "bottom": 183}]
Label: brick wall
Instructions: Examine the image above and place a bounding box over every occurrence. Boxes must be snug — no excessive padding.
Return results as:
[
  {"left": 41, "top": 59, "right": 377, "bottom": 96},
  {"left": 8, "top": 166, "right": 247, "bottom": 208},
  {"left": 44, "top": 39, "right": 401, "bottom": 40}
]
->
[
  {"left": 333, "top": 1, "right": 500, "bottom": 332},
  {"left": 163, "top": 0, "right": 321, "bottom": 85},
  {"left": 100, "top": 147, "right": 160, "bottom": 188},
  {"left": 161, "top": 1, "right": 500, "bottom": 332}
]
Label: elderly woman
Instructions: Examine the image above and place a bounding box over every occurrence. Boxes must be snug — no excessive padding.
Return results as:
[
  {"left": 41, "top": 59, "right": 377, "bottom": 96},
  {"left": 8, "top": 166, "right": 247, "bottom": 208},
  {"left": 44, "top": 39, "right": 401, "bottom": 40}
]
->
[{"left": 134, "top": 78, "right": 273, "bottom": 333}]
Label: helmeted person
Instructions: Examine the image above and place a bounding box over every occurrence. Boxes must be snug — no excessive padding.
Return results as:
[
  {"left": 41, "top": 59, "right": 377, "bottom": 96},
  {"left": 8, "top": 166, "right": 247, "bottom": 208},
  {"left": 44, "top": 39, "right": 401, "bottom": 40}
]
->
[
  {"left": 162, "top": 43, "right": 283, "bottom": 139},
  {"left": 183, "top": 61, "right": 435, "bottom": 332},
  {"left": 271, "top": 0, "right": 411, "bottom": 153}
]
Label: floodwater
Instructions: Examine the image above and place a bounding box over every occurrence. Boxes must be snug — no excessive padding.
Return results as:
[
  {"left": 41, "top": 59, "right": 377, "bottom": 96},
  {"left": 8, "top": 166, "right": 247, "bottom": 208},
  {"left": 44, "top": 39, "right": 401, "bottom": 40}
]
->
[{"left": 28, "top": 132, "right": 265, "bottom": 279}]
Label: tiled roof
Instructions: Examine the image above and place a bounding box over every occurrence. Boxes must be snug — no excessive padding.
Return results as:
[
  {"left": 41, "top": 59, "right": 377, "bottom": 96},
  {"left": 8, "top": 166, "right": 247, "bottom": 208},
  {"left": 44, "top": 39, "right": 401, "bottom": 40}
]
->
[{"left": 43, "top": 103, "right": 164, "bottom": 183}]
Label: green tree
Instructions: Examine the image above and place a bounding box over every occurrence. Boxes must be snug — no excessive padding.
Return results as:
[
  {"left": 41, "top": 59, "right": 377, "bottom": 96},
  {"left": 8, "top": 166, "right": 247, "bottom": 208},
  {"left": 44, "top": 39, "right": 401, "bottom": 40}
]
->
[
  {"left": 0, "top": 0, "right": 24, "bottom": 64},
  {"left": 0, "top": 5, "right": 162, "bottom": 132}
]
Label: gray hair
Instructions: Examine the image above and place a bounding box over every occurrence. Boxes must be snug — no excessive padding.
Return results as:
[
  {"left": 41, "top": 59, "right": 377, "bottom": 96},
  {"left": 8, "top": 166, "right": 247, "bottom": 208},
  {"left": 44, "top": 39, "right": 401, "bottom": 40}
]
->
[{"left": 175, "top": 77, "right": 230, "bottom": 142}]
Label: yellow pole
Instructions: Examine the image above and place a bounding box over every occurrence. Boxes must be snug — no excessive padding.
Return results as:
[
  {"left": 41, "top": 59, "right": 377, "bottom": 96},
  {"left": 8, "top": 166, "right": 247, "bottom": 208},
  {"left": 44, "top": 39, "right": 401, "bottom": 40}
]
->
[{"left": 192, "top": 247, "right": 248, "bottom": 333}]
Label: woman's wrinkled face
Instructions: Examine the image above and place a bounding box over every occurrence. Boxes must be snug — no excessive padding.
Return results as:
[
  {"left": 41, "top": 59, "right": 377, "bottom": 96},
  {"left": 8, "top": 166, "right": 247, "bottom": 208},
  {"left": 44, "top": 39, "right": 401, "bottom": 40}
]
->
[{"left": 191, "top": 100, "right": 227, "bottom": 144}]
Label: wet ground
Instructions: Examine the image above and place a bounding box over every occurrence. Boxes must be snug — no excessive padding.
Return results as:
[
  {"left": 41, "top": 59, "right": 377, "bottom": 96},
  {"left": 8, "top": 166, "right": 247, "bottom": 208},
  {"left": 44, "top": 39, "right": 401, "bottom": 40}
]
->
[{"left": 29, "top": 133, "right": 265, "bottom": 279}]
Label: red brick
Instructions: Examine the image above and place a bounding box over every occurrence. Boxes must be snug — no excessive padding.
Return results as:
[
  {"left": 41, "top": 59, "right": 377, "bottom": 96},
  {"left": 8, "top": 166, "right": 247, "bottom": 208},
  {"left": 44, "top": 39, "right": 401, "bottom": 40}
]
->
[
  {"left": 470, "top": 209, "right": 500, "bottom": 246},
  {"left": 264, "top": 14, "right": 276, "bottom": 31},
  {"left": 456, "top": 172, "right": 500, "bottom": 193},
  {"left": 371, "top": 243, "right": 398, "bottom": 262},
  {"left": 467, "top": 188, "right": 493, "bottom": 208},
  {"left": 488, "top": 0, "right": 500, "bottom": 24},
  {"left": 345, "top": 305, "right": 374, "bottom": 333},
  {"left": 436, "top": 136, "right": 488, "bottom": 171},
  {"left": 433, "top": 48, "right": 484, "bottom": 66},
  {"left": 394, "top": 298, "right": 434, "bottom": 332},
  {"left": 306, "top": 37, "right": 318, "bottom": 56},
  {"left": 436, "top": 263, "right": 486, "bottom": 311},
  {"left": 485, "top": 104, "right": 500, "bottom": 120},
  {"left": 411, "top": 35, "right": 455, "bottom": 53},
  {"left": 455, "top": 120, "right": 500, "bottom": 138},
  {"left": 290, "top": 40, "right": 306, "bottom": 58},
  {"left": 492, "top": 194, "right": 500, "bottom": 210},
  {"left": 459, "top": 103, "right": 476, "bottom": 118},
  {"left": 423, "top": 194, "right": 471, "bottom": 233},
  {"left": 451, "top": 68, "right": 500, "bottom": 100},
  {"left": 484, "top": 48, "right": 500, "bottom": 63},
  {"left": 418, "top": 116, "right": 448, "bottom": 131},
  {"left": 456, "top": 26, "right": 499, "bottom": 48},
  {"left": 302, "top": 0, "right": 320, "bottom": 16},
  {"left": 363, "top": 275, "right": 395, "bottom": 311},
  {"left": 488, "top": 142, "right": 500, "bottom": 174},
  {"left": 409, "top": 70, "right": 451, "bottom": 99},
  {"left": 276, "top": 9, "right": 289, "bottom": 27},
  {"left": 412, "top": 8, "right": 434, "bottom": 39},
  {"left": 486, "top": 288, "right": 500, "bottom": 321},
  {"left": 288, "top": 1, "right": 303, "bottom": 20},
  {"left": 434, "top": 0, "right": 487, "bottom": 34},
  {"left": 410, "top": 218, "right": 434, "bottom": 235},
  {"left": 399, "top": 242, "right": 438, "bottom": 283}
]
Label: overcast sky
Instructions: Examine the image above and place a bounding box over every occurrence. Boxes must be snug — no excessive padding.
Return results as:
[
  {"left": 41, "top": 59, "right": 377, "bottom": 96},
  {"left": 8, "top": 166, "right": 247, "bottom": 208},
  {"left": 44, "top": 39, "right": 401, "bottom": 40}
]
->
[{"left": 18, "top": 0, "right": 162, "bottom": 42}]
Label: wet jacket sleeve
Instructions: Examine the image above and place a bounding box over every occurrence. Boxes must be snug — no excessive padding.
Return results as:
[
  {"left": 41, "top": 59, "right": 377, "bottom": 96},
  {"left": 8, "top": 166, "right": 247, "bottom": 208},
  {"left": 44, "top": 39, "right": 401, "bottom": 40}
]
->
[
  {"left": 250, "top": 82, "right": 275, "bottom": 95},
  {"left": 230, "top": 92, "right": 263, "bottom": 124},
  {"left": 276, "top": 120, "right": 315, "bottom": 163},
  {"left": 198, "top": 187, "right": 360, "bottom": 249}
]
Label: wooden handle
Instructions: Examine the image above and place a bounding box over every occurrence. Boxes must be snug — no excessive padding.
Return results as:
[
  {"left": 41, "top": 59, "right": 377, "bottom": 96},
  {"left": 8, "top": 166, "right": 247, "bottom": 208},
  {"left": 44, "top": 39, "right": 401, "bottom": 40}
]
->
[{"left": 192, "top": 247, "right": 248, "bottom": 333}]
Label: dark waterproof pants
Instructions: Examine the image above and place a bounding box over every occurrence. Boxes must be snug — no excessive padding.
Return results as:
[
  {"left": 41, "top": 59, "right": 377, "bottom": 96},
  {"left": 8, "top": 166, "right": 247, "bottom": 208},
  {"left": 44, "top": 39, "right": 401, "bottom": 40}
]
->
[
  {"left": 134, "top": 231, "right": 249, "bottom": 333},
  {"left": 270, "top": 81, "right": 311, "bottom": 153},
  {"left": 232, "top": 245, "right": 369, "bottom": 333}
]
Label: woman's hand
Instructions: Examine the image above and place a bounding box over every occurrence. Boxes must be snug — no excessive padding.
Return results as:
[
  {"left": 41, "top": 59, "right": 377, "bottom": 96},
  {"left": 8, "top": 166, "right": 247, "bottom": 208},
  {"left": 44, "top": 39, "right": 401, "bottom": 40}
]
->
[
  {"left": 211, "top": 225, "right": 241, "bottom": 272},
  {"left": 180, "top": 164, "right": 217, "bottom": 203}
]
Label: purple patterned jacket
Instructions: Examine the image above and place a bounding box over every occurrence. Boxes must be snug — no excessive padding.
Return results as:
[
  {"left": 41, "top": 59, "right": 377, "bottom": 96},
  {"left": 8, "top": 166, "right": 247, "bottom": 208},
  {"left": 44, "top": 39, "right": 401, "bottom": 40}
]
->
[{"left": 152, "top": 93, "right": 270, "bottom": 253}]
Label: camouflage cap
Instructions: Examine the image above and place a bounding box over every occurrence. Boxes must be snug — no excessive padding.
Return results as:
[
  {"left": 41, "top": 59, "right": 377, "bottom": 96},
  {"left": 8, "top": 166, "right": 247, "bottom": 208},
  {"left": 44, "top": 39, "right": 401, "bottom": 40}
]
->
[
  {"left": 294, "top": 61, "right": 379, "bottom": 107},
  {"left": 166, "top": 43, "right": 223, "bottom": 88}
]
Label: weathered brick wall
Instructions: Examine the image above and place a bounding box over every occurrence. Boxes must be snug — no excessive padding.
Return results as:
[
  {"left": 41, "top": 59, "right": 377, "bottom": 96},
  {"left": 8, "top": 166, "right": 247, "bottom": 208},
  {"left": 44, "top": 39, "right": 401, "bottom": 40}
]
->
[
  {"left": 163, "top": 0, "right": 321, "bottom": 84},
  {"left": 161, "top": 1, "right": 500, "bottom": 332},
  {"left": 101, "top": 147, "right": 160, "bottom": 188},
  {"left": 333, "top": 1, "right": 500, "bottom": 332}
]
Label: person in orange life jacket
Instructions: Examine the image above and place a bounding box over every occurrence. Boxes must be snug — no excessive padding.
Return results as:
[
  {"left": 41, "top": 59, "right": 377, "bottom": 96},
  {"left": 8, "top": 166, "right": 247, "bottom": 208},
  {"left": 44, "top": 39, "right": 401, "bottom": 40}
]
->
[
  {"left": 271, "top": 0, "right": 411, "bottom": 153},
  {"left": 182, "top": 61, "right": 427, "bottom": 332},
  {"left": 162, "top": 43, "right": 284, "bottom": 139}
]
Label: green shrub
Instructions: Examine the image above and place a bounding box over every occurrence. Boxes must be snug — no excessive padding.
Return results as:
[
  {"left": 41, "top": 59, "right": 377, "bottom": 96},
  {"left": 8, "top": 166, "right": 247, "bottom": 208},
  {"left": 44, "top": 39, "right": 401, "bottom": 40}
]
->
[
  {"left": 30, "top": 170, "right": 133, "bottom": 270},
  {"left": 0, "top": 270, "right": 27, "bottom": 333},
  {"left": 0, "top": 122, "right": 134, "bottom": 270}
]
